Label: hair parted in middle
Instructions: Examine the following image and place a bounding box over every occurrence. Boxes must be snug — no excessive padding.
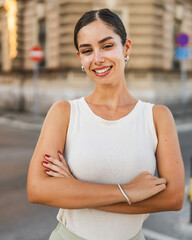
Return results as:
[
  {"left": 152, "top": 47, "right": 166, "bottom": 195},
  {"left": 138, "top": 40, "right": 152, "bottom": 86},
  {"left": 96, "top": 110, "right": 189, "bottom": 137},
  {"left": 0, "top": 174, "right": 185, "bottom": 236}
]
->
[{"left": 74, "top": 8, "right": 127, "bottom": 51}]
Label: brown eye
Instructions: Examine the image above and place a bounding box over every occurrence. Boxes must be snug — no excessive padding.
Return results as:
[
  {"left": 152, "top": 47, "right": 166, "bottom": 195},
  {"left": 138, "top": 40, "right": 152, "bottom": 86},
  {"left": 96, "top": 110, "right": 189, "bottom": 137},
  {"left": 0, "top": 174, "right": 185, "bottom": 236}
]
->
[
  {"left": 103, "top": 44, "right": 113, "bottom": 49},
  {"left": 81, "top": 49, "right": 92, "bottom": 54}
]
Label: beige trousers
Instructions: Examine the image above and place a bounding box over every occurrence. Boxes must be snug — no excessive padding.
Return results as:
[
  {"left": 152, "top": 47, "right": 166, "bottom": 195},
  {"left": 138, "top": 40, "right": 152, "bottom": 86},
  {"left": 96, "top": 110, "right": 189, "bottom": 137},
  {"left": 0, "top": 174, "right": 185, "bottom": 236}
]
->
[{"left": 49, "top": 223, "right": 146, "bottom": 240}]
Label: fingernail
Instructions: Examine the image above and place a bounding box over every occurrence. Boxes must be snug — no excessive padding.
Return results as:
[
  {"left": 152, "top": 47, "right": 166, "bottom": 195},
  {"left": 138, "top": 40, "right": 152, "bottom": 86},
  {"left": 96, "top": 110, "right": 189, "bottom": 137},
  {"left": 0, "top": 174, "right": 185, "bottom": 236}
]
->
[
  {"left": 58, "top": 151, "right": 62, "bottom": 155},
  {"left": 45, "top": 154, "right": 50, "bottom": 158},
  {"left": 45, "top": 170, "right": 50, "bottom": 172},
  {"left": 43, "top": 161, "right": 48, "bottom": 164}
]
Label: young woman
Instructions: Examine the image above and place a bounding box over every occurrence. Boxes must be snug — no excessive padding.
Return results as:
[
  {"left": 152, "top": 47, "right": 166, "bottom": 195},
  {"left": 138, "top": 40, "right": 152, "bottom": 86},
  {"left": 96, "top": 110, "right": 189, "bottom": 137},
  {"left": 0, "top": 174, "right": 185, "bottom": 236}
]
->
[{"left": 27, "top": 9, "right": 185, "bottom": 240}]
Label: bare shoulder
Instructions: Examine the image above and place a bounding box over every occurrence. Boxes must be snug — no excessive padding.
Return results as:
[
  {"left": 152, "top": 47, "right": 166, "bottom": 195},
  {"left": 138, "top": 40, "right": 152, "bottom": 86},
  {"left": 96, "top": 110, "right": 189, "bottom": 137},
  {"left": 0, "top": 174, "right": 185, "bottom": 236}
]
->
[
  {"left": 48, "top": 100, "right": 70, "bottom": 117},
  {"left": 43, "top": 100, "right": 71, "bottom": 131},
  {"left": 153, "top": 105, "right": 173, "bottom": 121},
  {"left": 47, "top": 100, "right": 70, "bottom": 119},
  {"left": 153, "top": 105, "right": 176, "bottom": 136}
]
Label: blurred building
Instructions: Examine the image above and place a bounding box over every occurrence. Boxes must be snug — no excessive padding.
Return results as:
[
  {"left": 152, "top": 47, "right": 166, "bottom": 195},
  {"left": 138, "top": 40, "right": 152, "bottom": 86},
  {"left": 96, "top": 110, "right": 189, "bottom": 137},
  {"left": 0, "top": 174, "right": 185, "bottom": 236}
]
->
[{"left": 0, "top": 0, "right": 192, "bottom": 113}]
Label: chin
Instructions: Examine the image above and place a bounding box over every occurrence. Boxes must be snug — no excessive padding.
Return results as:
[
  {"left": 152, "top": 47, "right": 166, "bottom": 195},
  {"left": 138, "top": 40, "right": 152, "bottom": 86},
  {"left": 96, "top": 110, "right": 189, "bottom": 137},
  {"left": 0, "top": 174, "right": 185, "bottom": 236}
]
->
[{"left": 95, "top": 78, "right": 116, "bottom": 86}]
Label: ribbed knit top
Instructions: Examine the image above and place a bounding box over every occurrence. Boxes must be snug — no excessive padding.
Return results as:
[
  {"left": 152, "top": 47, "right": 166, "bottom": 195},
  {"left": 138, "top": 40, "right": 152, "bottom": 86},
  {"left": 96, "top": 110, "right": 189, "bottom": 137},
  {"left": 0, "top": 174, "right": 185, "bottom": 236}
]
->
[{"left": 57, "top": 97, "right": 157, "bottom": 240}]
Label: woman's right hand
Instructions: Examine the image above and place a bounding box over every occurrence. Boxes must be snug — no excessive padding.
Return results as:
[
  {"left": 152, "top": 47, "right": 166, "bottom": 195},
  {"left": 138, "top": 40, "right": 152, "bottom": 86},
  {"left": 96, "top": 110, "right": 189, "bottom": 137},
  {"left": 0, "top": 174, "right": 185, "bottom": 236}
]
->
[
  {"left": 122, "top": 172, "right": 166, "bottom": 203},
  {"left": 43, "top": 151, "right": 75, "bottom": 179}
]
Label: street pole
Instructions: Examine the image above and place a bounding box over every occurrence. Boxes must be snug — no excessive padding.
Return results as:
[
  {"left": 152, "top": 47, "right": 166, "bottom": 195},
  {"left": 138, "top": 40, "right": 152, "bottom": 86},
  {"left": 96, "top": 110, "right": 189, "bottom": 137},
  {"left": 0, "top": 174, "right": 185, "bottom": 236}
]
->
[
  {"left": 175, "top": 33, "right": 190, "bottom": 112},
  {"left": 33, "top": 62, "right": 39, "bottom": 120},
  {"left": 29, "top": 46, "right": 43, "bottom": 120},
  {"left": 180, "top": 60, "right": 187, "bottom": 110}
]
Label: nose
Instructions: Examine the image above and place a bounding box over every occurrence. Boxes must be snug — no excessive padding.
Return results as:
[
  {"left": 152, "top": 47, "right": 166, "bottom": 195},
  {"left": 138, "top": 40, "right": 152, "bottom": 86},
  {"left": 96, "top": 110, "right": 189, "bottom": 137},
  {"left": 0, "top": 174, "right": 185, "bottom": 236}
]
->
[{"left": 93, "top": 50, "right": 104, "bottom": 65}]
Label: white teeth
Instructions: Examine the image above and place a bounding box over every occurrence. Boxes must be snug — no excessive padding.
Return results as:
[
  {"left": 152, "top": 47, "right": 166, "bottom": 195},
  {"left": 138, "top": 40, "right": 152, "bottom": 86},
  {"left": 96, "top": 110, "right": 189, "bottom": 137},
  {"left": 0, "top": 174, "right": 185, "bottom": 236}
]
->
[{"left": 94, "top": 67, "right": 111, "bottom": 74}]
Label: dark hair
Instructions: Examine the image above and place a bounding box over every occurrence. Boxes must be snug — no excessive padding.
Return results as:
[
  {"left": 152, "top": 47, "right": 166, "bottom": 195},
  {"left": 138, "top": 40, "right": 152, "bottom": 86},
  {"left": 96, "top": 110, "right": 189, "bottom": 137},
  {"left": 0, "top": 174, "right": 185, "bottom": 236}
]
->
[{"left": 74, "top": 8, "right": 127, "bottom": 50}]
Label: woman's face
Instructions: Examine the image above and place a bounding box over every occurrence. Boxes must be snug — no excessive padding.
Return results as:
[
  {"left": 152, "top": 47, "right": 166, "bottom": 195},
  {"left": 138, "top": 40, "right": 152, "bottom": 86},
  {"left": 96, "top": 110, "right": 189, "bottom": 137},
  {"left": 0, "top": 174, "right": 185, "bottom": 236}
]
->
[{"left": 77, "top": 20, "right": 131, "bottom": 86}]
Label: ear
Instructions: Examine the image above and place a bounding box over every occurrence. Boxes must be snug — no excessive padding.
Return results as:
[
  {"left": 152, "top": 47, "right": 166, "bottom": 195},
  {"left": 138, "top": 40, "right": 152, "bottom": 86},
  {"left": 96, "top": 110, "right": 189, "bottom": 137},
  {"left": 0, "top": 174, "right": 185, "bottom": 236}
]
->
[
  {"left": 76, "top": 51, "right": 80, "bottom": 59},
  {"left": 124, "top": 39, "right": 132, "bottom": 57}
]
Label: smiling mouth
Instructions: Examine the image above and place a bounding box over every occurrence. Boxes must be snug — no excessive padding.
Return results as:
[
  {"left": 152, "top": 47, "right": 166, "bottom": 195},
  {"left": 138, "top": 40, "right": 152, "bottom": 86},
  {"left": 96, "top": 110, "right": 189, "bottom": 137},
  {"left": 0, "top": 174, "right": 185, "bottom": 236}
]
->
[{"left": 93, "top": 66, "right": 113, "bottom": 74}]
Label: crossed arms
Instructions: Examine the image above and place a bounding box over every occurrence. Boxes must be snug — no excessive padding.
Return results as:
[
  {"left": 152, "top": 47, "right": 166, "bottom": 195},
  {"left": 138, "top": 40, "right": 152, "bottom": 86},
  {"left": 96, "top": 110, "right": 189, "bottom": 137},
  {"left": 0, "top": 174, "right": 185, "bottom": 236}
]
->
[{"left": 27, "top": 101, "right": 185, "bottom": 214}]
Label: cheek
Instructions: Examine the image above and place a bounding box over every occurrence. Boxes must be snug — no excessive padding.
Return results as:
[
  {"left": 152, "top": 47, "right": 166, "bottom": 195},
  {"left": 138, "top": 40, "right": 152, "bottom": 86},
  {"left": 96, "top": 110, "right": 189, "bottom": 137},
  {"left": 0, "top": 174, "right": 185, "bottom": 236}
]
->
[
  {"left": 80, "top": 56, "right": 92, "bottom": 68},
  {"left": 107, "top": 47, "right": 124, "bottom": 62},
  {"left": 110, "top": 51, "right": 124, "bottom": 67}
]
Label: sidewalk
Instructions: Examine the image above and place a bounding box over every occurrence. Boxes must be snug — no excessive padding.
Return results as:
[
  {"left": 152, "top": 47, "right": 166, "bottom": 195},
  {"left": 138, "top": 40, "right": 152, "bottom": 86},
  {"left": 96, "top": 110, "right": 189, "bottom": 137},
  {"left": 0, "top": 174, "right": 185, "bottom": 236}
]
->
[
  {"left": 0, "top": 111, "right": 44, "bottom": 131},
  {"left": 0, "top": 110, "right": 191, "bottom": 132}
]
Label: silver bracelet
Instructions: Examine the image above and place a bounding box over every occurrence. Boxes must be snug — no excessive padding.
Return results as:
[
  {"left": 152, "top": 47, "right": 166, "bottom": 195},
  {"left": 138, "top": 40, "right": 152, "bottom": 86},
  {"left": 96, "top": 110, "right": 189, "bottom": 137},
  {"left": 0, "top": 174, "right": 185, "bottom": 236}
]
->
[{"left": 117, "top": 184, "right": 131, "bottom": 205}]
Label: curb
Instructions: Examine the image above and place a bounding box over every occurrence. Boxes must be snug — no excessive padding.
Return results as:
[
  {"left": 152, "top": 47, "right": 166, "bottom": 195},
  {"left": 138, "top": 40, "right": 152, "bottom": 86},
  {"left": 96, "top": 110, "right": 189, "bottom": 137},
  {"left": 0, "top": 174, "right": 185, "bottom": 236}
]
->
[
  {"left": 176, "top": 122, "right": 192, "bottom": 132},
  {"left": 0, "top": 117, "right": 42, "bottom": 131},
  {"left": 143, "top": 228, "right": 179, "bottom": 240}
]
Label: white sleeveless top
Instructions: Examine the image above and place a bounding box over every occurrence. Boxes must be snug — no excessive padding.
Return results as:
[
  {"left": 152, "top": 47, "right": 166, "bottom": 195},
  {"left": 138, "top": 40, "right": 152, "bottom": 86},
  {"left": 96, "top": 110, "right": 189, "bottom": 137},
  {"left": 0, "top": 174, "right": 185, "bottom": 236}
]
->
[{"left": 57, "top": 97, "right": 157, "bottom": 240}]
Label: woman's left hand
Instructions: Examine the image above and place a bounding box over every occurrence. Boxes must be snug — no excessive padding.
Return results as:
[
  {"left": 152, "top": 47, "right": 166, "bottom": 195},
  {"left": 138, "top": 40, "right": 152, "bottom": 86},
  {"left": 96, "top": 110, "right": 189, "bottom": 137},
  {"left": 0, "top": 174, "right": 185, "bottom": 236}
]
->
[{"left": 42, "top": 151, "right": 75, "bottom": 179}]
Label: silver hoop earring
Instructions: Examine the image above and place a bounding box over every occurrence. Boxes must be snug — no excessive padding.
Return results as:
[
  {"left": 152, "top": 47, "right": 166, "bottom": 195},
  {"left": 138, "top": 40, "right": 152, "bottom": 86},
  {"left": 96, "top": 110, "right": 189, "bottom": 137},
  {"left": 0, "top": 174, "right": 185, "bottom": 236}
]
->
[
  {"left": 125, "top": 55, "right": 129, "bottom": 63},
  {"left": 81, "top": 66, "right": 85, "bottom": 72}
]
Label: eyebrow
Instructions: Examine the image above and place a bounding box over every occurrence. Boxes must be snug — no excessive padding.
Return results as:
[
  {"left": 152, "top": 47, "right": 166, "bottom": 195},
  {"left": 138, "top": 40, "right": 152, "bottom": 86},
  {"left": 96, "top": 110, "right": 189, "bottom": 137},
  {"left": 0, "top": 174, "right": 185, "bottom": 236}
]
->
[
  {"left": 79, "top": 36, "right": 114, "bottom": 49},
  {"left": 98, "top": 36, "right": 114, "bottom": 44}
]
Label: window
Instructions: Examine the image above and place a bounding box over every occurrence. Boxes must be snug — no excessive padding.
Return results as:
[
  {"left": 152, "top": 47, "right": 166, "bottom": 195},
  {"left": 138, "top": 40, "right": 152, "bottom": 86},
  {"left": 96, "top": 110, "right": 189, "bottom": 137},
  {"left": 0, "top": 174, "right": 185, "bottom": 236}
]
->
[{"left": 38, "top": 18, "right": 46, "bottom": 67}]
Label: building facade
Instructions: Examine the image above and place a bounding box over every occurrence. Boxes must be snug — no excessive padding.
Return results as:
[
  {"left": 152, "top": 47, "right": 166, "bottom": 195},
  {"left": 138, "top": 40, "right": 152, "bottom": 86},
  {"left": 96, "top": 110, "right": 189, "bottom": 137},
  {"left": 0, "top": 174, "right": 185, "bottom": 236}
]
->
[{"left": 0, "top": 0, "right": 192, "bottom": 113}]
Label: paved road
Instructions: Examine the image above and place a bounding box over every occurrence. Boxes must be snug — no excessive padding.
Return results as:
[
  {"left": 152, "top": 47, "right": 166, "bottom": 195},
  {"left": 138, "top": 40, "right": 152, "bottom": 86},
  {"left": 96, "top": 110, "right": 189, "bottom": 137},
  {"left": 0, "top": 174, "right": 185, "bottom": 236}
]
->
[
  {"left": 143, "top": 130, "right": 192, "bottom": 240},
  {"left": 0, "top": 120, "right": 192, "bottom": 240},
  {"left": 0, "top": 125, "right": 58, "bottom": 240}
]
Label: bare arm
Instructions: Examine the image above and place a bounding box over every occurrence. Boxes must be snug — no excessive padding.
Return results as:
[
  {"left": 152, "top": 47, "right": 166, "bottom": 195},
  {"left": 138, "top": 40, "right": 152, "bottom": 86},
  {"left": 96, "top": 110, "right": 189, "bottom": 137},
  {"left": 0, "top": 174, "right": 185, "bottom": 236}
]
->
[
  {"left": 27, "top": 101, "right": 166, "bottom": 209},
  {"left": 27, "top": 101, "right": 123, "bottom": 208},
  {"left": 96, "top": 105, "right": 185, "bottom": 213}
]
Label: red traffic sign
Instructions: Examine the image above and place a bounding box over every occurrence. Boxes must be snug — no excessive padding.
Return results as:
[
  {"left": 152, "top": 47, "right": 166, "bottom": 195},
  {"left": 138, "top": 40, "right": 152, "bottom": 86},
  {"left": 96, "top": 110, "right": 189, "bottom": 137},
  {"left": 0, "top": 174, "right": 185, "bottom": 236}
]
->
[
  {"left": 176, "top": 32, "right": 189, "bottom": 47},
  {"left": 29, "top": 46, "right": 44, "bottom": 62}
]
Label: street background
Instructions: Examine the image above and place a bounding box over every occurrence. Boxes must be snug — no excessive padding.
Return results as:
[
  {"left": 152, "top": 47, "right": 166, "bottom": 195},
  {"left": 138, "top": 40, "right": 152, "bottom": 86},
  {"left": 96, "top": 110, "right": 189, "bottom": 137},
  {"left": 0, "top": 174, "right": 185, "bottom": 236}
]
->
[{"left": 0, "top": 0, "right": 192, "bottom": 239}]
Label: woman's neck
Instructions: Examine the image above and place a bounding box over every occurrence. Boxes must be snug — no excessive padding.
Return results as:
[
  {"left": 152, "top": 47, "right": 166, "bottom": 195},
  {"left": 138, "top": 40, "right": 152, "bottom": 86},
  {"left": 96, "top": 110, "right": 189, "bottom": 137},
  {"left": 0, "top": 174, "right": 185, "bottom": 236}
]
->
[{"left": 86, "top": 81, "right": 137, "bottom": 111}]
